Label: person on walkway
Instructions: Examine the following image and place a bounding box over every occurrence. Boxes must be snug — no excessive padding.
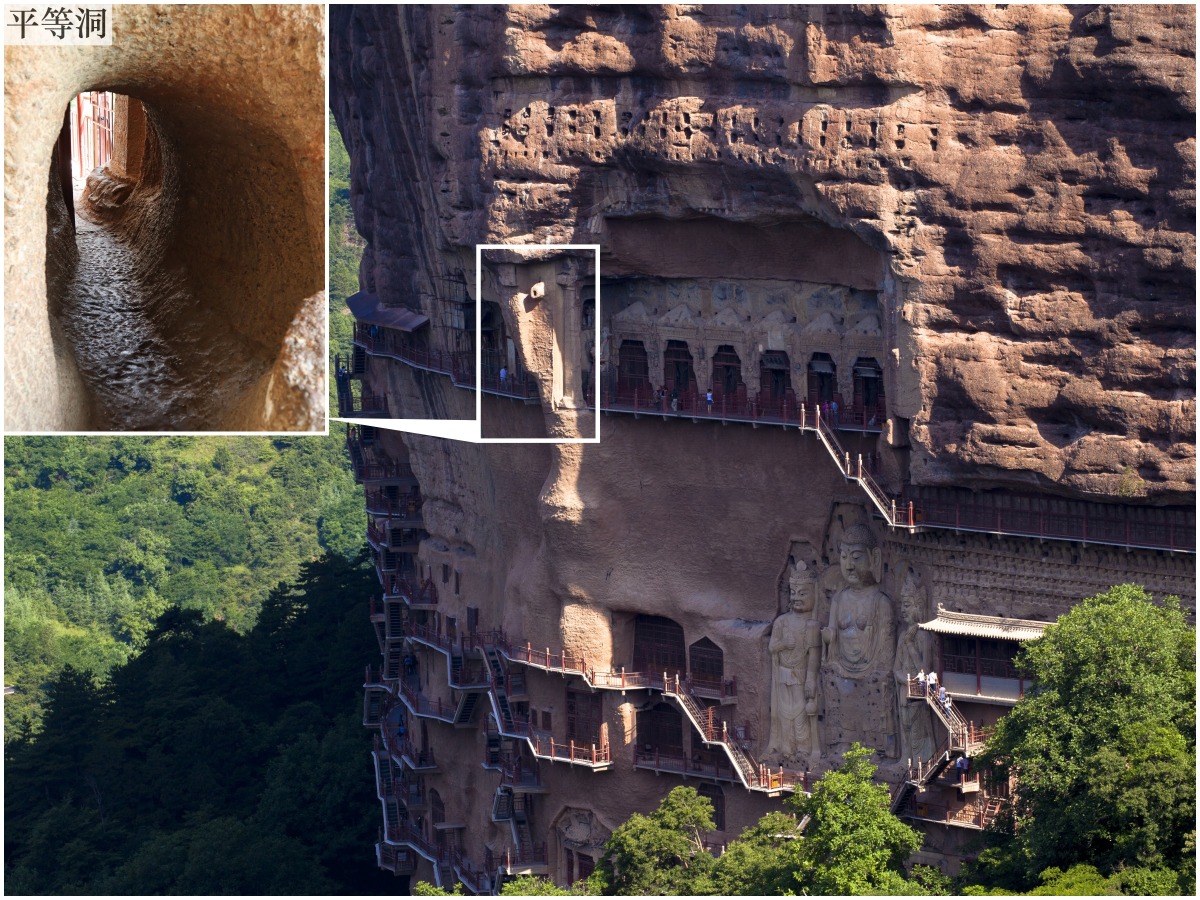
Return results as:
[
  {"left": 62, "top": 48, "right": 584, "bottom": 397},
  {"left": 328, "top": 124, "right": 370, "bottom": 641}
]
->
[
  {"left": 831, "top": 398, "right": 839, "bottom": 424},
  {"left": 706, "top": 388, "right": 714, "bottom": 412},
  {"left": 927, "top": 670, "right": 939, "bottom": 693},
  {"left": 499, "top": 365, "right": 507, "bottom": 386},
  {"left": 917, "top": 668, "right": 927, "bottom": 695}
]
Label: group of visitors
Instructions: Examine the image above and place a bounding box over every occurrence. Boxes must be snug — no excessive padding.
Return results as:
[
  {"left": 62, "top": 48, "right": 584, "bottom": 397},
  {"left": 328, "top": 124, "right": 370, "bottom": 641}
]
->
[{"left": 916, "top": 669, "right": 953, "bottom": 714}]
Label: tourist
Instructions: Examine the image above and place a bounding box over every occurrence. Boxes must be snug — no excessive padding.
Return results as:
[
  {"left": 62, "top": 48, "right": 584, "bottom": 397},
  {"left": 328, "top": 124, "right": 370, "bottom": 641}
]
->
[
  {"left": 917, "top": 668, "right": 927, "bottom": 694},
  {"left": 927, "top": 670, "right": 939, "bottom": 692},
  {"left": 706, "top": 388, "right": 714, "bottom": 411},
  {"left": 831, "top": 398, "right": 839, "bottom": 424},
  {"left": 499, "top": 365, "right": 507, "bottom": 386}
]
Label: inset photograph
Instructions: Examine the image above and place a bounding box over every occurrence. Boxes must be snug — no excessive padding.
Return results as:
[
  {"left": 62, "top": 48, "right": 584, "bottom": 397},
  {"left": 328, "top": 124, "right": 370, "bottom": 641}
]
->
[{"left": 4, "top": 4, "right": 325, "bottom": 432}]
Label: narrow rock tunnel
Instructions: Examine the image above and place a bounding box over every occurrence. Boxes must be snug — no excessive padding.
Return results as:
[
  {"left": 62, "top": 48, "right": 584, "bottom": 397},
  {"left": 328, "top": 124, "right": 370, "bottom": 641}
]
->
[{"left": 6, "top": 4, "right": 325, "bottom": 431}]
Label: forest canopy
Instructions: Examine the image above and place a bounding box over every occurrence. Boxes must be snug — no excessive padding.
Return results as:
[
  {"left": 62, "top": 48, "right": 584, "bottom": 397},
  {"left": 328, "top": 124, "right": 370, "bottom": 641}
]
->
[{"left": 4, "top": 434, "right": 364, "bottom": 740}]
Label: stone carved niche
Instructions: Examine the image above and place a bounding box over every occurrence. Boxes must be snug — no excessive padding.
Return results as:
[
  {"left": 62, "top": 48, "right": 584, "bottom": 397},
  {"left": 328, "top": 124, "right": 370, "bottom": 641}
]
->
[
  {"left": 765, "top": 558, "right": 823, "bottom": 768},
  {"left": 554, "top": 807, "right": 610, "bottom": 884},
  {"left": 819, "top": 522, "right": 899, "bottom": 758}
]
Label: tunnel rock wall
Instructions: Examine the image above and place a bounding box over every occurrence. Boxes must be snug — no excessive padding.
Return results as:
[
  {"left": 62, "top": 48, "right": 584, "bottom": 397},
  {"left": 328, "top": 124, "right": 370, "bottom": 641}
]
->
[
  {"left": 331, "top": 3, "right": 1196, "bottom": 499},
  {"left": 4, "top": 4, "right": 325, "bottom": 431}
]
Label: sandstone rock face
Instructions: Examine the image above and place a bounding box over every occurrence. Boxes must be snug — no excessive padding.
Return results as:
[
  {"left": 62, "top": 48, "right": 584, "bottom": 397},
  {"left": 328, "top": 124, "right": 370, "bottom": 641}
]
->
[
  {"left": 5, "top": 4, "right": 325, "bottom": 431},
  {"left": 333, "top": 3, "right": 1195, "bottom": 499},
  {"left": 333, "top": 5, "right": 1195, "bottom": 884}
]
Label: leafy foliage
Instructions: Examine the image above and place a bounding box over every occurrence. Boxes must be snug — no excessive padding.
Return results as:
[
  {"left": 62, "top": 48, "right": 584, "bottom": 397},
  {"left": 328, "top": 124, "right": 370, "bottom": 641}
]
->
[
  {"left": 588, "top": 748, "right": 928, "bottom": 896},
  {"left": 790, "top": 744, "right": 925, "bottom": 895},
  {"left": 3, "top": 555, "right": 392, "bottom": 895},
  {"left": 500, "top": 875, "right": 582, "bottom": 895},
  {"left": 329, "top": 109, "right": 365, "bottom": 409},
  {"left": 970, "top": 584, "right": 1195, "bottom": 894},
  {"left": 4, "top": 435, "right": 364, "bottom": 739},
  {"left": 593, "top": 786, "right": 717, "bottom": 895}
]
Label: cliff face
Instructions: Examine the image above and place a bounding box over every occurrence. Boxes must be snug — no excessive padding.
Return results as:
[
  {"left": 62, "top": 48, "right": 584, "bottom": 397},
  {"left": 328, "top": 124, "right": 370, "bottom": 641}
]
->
[
  {"left": 334, "top": 5, "right": 1195, "bottom": 883},
  {"left": 333, "top": 3, "right": 1194, "bottom": 500}
]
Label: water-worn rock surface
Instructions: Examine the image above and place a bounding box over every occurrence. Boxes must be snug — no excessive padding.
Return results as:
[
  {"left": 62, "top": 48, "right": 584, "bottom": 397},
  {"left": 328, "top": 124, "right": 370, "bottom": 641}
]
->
[{"left": 62, "top": 217, "right": 262, "bottom": 430}]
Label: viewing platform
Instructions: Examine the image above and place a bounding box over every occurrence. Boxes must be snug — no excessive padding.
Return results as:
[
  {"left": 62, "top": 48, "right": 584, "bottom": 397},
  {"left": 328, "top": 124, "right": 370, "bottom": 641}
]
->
[
  {"left": 336, "top": 370, "right": 390, "bottom": 417},
  {"left": 364, "top": 488, "right": 424, "bottom": 521},
  {"left": 895, "top": 793, "right": 1005, "bottom": 832}
]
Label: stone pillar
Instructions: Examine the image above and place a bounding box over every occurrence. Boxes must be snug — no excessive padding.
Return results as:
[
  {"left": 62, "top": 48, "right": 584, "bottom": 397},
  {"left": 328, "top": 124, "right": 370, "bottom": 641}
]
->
[{"left": 110, "top": 94, "right": 147, "bottom": 180}]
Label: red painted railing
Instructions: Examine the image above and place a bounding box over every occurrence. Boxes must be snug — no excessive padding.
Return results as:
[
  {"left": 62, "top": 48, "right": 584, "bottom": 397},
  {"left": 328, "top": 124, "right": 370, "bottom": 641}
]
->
[
  {"left": 354, "top": 322, "right": 473, "bottom": 384},
  {"left": 336, "top": 373, "right": 390, "bottom": 417},
  {"left": 397, "top": 677, "right": 455, "bottom": 723},
  {"left": 486, "top": 843, "right": 549, "bottom": 872},
  {"left": 346, "top": 429, "right": 416, "bottom": 482}
]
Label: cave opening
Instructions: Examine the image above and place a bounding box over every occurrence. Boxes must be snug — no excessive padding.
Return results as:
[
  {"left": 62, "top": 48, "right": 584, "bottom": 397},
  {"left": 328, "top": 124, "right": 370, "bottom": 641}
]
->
[{"left": 51, "top": 90, "right": 197, "bottom": 430}]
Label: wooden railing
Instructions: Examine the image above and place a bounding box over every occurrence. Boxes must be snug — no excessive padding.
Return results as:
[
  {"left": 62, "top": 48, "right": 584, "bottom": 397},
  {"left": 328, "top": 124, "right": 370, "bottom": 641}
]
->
[
  {"left": 897, "top": 793, "right": 1004, "bottom": 831},
  {"left": 901, "top": 488, "right": 1195, "bottom": 553},
  {"left": 486, "top": 843, "right": 549, "bottom": 873},
  {"left": 364, "top": 488, "right": 423, "bottom": 520}
]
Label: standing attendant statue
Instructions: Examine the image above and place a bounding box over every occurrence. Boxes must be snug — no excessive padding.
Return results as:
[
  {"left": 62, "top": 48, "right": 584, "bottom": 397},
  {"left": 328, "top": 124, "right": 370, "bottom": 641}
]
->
[
  {"left": 766, "top": 564, "right": 823, "bottom": 762},
  {"left": 894, "top": 568, "right": 936, "bottom": 765}
]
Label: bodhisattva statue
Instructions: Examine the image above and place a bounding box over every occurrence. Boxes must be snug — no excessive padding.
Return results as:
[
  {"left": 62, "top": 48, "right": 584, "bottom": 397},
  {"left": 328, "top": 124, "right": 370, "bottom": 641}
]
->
[
  {"left": 766, "top": 565, "right": 822, "bottom": 762},
  {"left": 894, "top": 568, "right": 936, "bottom": 765},
  {"left": 821, "top": 524, "right": 895, "bottom": 678}
]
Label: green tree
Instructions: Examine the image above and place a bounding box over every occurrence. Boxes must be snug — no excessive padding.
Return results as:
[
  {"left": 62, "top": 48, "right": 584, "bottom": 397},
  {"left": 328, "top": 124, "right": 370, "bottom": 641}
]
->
[
  {"left": 971, "top": 585, "right": 1195, "bottom": 893},
  {"left": 790, "top": 743, "right": 924, "bottom": 895},
  {"left": 501, "top": 874, "right": 583, "bottom": 895},
  {"left": 709, "top": 810, "right": 803, "bottom": 895},
  {"left": 593, "top": 785, "right": 717, "bottom": 895}
]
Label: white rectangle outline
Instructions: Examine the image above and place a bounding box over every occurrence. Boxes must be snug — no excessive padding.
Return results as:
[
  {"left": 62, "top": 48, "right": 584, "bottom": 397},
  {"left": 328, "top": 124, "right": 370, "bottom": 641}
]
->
[{"left": 475, "top": 244, "right": 601, "bottom": 445}]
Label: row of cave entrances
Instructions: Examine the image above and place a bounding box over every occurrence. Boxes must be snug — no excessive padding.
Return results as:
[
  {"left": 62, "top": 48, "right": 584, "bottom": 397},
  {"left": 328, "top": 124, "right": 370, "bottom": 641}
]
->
[{"left": 617, "top": 340, "right": 885, "bottom": 417}]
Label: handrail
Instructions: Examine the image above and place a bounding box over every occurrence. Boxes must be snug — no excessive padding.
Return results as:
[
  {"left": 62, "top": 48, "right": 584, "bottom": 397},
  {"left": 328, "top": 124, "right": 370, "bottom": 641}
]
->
[
  {"left": 663, "top": 673, "right": 810, "bottom": 795},
  {"left": 354, "top": 326, "right": 1192, "bottom": 553}
]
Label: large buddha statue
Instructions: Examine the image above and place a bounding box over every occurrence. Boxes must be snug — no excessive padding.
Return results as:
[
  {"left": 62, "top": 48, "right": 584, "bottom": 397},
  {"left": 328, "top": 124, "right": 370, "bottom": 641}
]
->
[
  {"left": 765, "top": 564, "right": 822, "bottom": 763},
  {"left": 822, "top": 524, "right": 894, "bottom": 678}
]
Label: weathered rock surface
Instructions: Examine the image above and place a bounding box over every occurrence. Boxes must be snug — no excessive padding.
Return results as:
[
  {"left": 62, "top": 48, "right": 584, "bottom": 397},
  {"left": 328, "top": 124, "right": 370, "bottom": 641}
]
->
[{"left": 332, "top": 3, "right": 1195, "bottom": 500}]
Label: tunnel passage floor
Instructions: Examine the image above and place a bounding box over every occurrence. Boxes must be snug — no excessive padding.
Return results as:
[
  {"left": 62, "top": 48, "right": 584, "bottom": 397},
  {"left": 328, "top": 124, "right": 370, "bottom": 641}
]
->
[{"left": 60, "top": 217, "right": 264, "bottom": 430}]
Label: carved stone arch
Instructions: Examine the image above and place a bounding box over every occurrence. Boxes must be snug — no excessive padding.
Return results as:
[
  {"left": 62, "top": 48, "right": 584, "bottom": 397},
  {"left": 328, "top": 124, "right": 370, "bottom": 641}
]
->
[{"left": 551, "top": 805, "right": 613, "bottom": 888}]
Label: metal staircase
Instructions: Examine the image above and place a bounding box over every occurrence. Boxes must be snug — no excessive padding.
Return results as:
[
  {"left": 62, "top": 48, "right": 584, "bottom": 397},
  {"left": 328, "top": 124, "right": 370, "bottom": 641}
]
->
[
  {"left": 664, "top": 678, "right": 804, "bottom": 795},
  {"left": 453, "top": 691, "right": 482, "bottom": 727}
]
